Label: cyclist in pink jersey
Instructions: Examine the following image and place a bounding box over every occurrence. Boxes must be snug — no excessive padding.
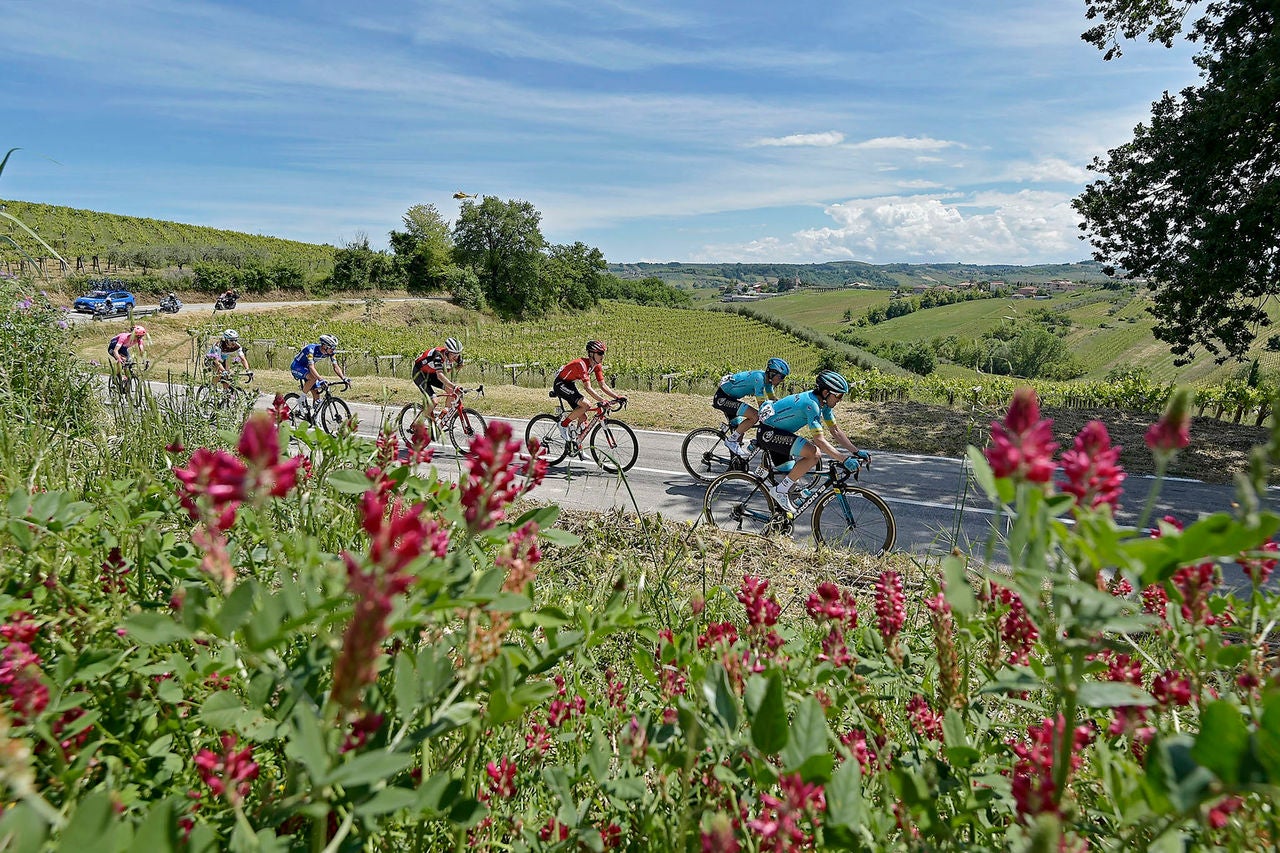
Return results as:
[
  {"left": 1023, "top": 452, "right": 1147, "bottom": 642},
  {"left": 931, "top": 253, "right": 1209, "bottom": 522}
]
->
[
  {"left": 107, "top": 326, "right": 149, "bottom": 374},
  {"left": 552, "top": 340, "right": 625, "bottom": 442}
]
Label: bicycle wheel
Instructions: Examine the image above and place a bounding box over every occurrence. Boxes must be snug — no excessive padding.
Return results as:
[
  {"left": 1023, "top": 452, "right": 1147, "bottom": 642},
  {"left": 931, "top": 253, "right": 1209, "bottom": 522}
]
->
[
  {"left": 524, "top": 414, "right": 569, "bottom": 466},
  {"left": 126, "top": 373, "right": 145, "bottom": 406},
  {"left": 589, "top": 418, "right": 638, "bottom": 473},
  {"left": 681, "top": 427, "right": 733, "bottom": 483},
  {"left": 319, "top": 397, "right": 353, "bottom": 434},
  {"left": 396, "top": 401, "right": 425, "bottom": 444},
  {"left": 448, "top": 408, "right": 487, "bottom": 454},
  {"left": 704, "top": 472, "right": 780, "bottom": 537},
  {"left": 282, "top": 392, "right": 309, "bottom": 429},
  {"left": 812, "top": 486, "right": 896, "bottom": 557}
]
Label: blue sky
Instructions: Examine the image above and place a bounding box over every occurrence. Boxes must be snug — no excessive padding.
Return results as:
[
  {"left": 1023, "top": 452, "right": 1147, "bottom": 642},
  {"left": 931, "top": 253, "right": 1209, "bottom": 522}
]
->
[{"left": 4, "top": 0, "right": 1199, "bottom": 264}]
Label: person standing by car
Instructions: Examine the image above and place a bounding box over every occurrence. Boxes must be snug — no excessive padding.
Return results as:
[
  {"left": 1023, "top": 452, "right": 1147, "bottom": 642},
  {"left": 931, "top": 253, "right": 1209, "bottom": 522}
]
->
[{"left": 107, "top": 326, "right": 148, "bottom": 375}]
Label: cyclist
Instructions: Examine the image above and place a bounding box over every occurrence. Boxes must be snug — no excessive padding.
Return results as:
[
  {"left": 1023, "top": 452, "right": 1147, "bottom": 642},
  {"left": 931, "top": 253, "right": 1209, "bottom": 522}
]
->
[
  {"left": 553, "top": 340, "right": 626, "bottom": 443},
  {"left": 290, "top": 334, "right": 348, "bottom": 413},
  {"left": 205, "top": 329, "right": 251, "bottom": 390},
  {"left": 107, "top": 325, "right": 148, "bottom": 374},
  {"left": 714, "top": 357, "right": 790, "bottom": 458},
  {"left": 757, "top": 369, "right": 869, "bottom": 514},
  {"left": 411, "top": 337, "right": 464, "bottom": 424}
]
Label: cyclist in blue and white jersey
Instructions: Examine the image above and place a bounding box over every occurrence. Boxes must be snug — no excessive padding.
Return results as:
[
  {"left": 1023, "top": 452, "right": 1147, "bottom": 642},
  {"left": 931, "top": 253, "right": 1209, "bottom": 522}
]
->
[
  {"left": 713, "top": 357, "right": 790, "bottom": 458},
  {"left": 757, "top": 369, "right": 869, "bottom": 514},
  {"left": 205, "top": 329, "right": 251, "bottom": 390},
  {"left": 290, "top": 334, "right": 348, "bottom": 408}
]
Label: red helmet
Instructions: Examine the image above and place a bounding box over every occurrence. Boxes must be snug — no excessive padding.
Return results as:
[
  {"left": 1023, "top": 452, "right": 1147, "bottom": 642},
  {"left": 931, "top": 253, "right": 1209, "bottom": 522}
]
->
[{"left": 586, "top": 340, "right": 606, "bottom": 355}]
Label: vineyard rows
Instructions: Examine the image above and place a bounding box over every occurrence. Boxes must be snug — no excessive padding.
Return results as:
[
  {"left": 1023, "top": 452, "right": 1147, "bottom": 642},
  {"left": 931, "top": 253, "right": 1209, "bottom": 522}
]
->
[
  {"left": 0, "top": 198, "right": 335, "bottom": 274},
  {"left": 182, "top": 302, "right": 1280, "bottom": 422}
]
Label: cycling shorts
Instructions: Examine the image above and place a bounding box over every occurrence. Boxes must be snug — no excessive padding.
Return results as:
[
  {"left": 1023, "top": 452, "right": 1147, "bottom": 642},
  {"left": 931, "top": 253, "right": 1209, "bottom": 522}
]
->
[
  {"left": 107, "top": 342, "right": 129, "bottom": 359},
  {"left": 290, "top": 366, "right": 311, "bottom": 382},
  {"left": 552, "top": 378, "right": 584, "bottom": 409},
  {"left": 712, "top": 389, "right": 750, "bottom": 422},
  {"left": 413, "top": 370, "right": 446, "bottom": 397},
  {"left": 756, "top": 425, "right": 805, "bottom": 466}
]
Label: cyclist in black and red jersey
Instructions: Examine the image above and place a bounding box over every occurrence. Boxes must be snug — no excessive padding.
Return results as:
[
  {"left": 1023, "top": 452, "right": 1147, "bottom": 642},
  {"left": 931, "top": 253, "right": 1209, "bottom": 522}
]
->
[
  {"left": 411, "top": 337, "right": 464, "bottom": 423},
  {"left": 553, "top": 340, "right": 626, "bottom": 443}
]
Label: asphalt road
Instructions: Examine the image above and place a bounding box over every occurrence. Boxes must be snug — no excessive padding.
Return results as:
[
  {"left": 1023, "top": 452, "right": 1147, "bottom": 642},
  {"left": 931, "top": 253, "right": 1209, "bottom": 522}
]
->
[
  {"left": 66, "top": 297, "right": 445, "bottom": 325},
  {"left": 318, "top": 397, "right": 1268, "bottom": 585}
]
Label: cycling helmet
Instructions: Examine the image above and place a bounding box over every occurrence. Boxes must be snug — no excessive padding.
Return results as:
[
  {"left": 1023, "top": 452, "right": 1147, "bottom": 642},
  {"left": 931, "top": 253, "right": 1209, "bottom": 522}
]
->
[
  {"left": 765, "top": 357, "right": 790, "bottom": 377},
  {"left": 586, "top": 340, "right": 607, "bottom": 355},
  {"left": 319, "top": 334, "right": 339, "bottom": 349},
  {"left": 814, "top": 369, "right": 850, "bottom": 395},
  {"left": 132, "top": 325, "right": 147, "bottom": 338},
  {"left": 445, "top": 337, "right": 463, "bottom": 354},
  {"left": 222, "top": 329, "right": 239, "bottom": 341}
]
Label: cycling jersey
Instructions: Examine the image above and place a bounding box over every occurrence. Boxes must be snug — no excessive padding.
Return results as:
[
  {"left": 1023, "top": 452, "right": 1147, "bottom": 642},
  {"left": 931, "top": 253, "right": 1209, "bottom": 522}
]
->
[
  {"left": 760, "top": 390, "right": 836, "bottom": 440},
  {"left": 107, "top": 331, "right": 139, "bottom": 358},
  {"left": 413, "top": 347, "right": 448, "bottom": 376},
  {"left": 557, "top": 357, "right": 604, "bottom": 384},
  {"left": 207, "top": 340, "right": 244, "bottom": 364},
  {"left": 718, "top": 369, "right": 779, "bottom": 403},
  {"left": 290, "top": 343, "right": 334, "bottom": 380}
]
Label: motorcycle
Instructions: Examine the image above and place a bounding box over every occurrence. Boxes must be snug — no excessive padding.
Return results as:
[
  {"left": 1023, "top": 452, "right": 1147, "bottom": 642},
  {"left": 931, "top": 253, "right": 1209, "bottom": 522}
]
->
[
  {"left": 214, "top": 291, "right": 239, "bottom": 311},
  {"left": 159, "top": 296, "right": 183, "bottom": 314}
]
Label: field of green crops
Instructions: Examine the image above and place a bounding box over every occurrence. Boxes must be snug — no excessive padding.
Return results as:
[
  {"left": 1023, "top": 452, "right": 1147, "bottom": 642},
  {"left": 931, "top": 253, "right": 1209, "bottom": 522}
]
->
[
  {"left": 743, "top": 288, "right": 891, "bottom": 333},
  {"left": 217, "top": 300, "right": 832, "bottom": 383}
]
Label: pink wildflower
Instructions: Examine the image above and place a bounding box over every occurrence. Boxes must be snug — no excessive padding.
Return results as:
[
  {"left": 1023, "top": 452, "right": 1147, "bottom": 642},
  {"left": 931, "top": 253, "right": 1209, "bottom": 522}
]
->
[
  {"left": 1061, "top": 420, "right": 1125, "bottom": 511},
  {"left": 460, "top": 421, "right": 547, "bottom": 532},
  {"left": 270, "top": 393, "right": 291, "bottom": 425},
  {"left": 1152, "top": 670, "right": 1192, "bottom": 708},
  {"left": 498, "top": 521, "right": 542, "bottom": 593},
  {"left": 172, "top": 448, "right": 247, "bottom": 531},
  {"left": 484, "top": 756, "right": 518, "bottom": 799},
  {"left": 99, "top": 547, "right": 131, "bottom": 594},
  {"left": 697, "top": 622, "right": 740, "bottom": 651},
  {"left": 340, "top": 712, "right": 384, "bottom": 753},
  {"left": 701, "top": 812, "right": 740, "bottom": 853},
  {"left": 1, "top": 612, "right": 39, "bottom": 644},
  {"left": 747, "top": 773, "right": 826, "bottom": 853},
  {"left": 874, "top": 570, "right": 906, "bottom": 646},
  {"left": 0, "top": 642, "right": 49, "bottom": 722},
  {"left": 839, "top": 728, "right": 878, "bottom": 773},
  {"left": 1144, "top": 389, "right": 1191, "bottom": 454},
  {"left": 738, "top": 575, "right": 781, "bottom": 629},
  {"left": 989, "top": 583, "right": 1039, "bottom": 666},
  {"left": 805, "top": 582, "right": 858, "bottom": 628},
  {"left": 906, "top": 695, "right": 943, "bottom": 741},
  {"left": 1171, "top": 562, "right": 1217, "bottom": 626},
  {"left": 237, "top": 412, "right": 302, "bottom": 499},
  {"left": 985, "top": 387, "right": 1058, "bottom": 484},
  {"left": 1207, "top": 795, "right": 1245, "bottom": 830},
  {"left": 1239, "top": 540, "right": 1278, "bottom": 587},
  {"left": 1141, "top": 584, "right": 1169, "bottom": 621},
  {"left": 1007, "top": 715, "right": 1094, "bottom": 821},
  {"left": 525, "top": 721, "right": 551, "bottom": 756},
  {"left": 194, "top": 734, "right": 259, "bottom": 805}
]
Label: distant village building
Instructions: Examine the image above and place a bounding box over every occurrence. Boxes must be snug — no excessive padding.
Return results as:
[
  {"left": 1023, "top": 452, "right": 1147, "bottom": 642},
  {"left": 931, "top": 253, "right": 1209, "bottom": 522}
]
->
[{"left": 1013, "top": 285, "right": 1040, "bottom": 299}]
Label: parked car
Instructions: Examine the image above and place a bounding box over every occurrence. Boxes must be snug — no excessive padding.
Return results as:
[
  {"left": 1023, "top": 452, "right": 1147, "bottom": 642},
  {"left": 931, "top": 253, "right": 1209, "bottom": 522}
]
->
[{"left": 73, "top": 288, "right": 136, "bottom": 315}]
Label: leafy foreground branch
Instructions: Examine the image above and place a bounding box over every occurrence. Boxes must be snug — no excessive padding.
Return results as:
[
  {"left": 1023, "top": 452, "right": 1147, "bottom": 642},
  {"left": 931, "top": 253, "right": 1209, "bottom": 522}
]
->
[{"left": 2, "top": 286, "right": 1280, "bottom": 849}]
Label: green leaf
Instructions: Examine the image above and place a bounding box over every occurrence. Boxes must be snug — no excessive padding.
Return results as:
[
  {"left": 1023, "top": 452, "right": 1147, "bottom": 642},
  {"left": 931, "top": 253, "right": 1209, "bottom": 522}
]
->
[
  {"left": 825, "top": 757, "right": 862, "bottom": 830},
  {"left": 0, "top": 802, "right": 49, "bottom": 853},
  {"left": 1078, "top": 682, "right": 1157, "bottom": 709},
  {"left": 966, "top": 447, "right": 998, "bottom": 503},
  {"left": 355, "top": 787, "right": 419, "bottom": 817},
  {"left": 537, "top": 528, "right": 580, "bottom": 547},
  {"left": 393, "top": 653, "right": 419, "bottom": 715},
  {"left": 701, "top": 663, "right": 739, "bottom": 733},
  {"left": 586, "top": 729, "right": 610, "bottom": 783},
  {"left": 325, "top": 751, "right": 414, "bottom": 787},
  {"left": 57, "top": 791, "right": 118, "bottom": 852},
  {"left": 1145, "top": 734, "right": 1214, "bottom": 813},
  {"left": 486, "top": 592, "right": 532, "bottom": 613},
  {"left": 132, "top": 800, "right": 177, "bottom": 853},
  {"left": 214, "top": 581, "right": 257, "bottom": 637},
  {"left": 602, "top": 776, "right": 646, "bottom": 801},
  {"left": 326, "top": 467, "right": 375, "bottom": 495},
  {"left": 748, "top": 671, "right": 788, "bottom": 755},
  {"left": 782, "top": 697, "right": 830, "bottom": 778},
  {"left": 286, "top": 705, "right": 330, "bottom": 781},
  {"left": 1192, "top": 701, "right": 1250, "bottom": 786},
  {"left": 200, "top": 691, "right": 248, "bottom": 730},
  {"left": 1255, "top": 689, "right": 1280, "bottom": 784},
  {"left": 942, "top": 709, "right": 969, "bottom": 750},
  {"left": 941, "top": 555, "right": 976, "bottom": 617},
  {"left": 124, "top": 613, "right": 192, "bottom": 646}
]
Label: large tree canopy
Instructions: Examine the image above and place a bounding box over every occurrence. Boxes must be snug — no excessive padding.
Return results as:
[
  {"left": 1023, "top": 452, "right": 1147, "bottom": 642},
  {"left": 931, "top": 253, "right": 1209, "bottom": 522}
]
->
[
  {"left": 388, "top": 204, "right": 453, "bottom": 294},
  {"left": 452, "top": 197, "right": 548, "bottom": 319},
  {"left": 1074, "top": 1, "right": 1280, "bottom": 363}
]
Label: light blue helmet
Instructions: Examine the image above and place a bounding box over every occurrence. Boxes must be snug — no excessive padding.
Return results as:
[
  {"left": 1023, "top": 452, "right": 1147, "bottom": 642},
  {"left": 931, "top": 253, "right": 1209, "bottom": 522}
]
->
[
  {"left": 765, "top": 357, "right": 790, "bottom": 377},
  {"left": 814, "top": 370, "right": 849, "bottom": 395}
]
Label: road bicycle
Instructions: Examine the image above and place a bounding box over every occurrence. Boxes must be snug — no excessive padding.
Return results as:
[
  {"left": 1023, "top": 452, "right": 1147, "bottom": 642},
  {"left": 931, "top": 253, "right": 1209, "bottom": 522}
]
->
[
  {"left": 524, "top": 398, "right": 637, "bottom": 473},
  {"left": 682, "top": 419, "right": 829, "bottom": 491},
  {"left": 703, "top": 457, "right": 896, "bottom": 556},
  {"left": 394, "top": 386, "right": 488, "bottom": 453},
  {"left": 283, "top": 379, "right": 352, "bottom": 435},
  {"left": 195, "top": 368, "right": 256, "bottom": 422},
  {"left": 110, "top": 359, "right": 149, "bottom": 406}
]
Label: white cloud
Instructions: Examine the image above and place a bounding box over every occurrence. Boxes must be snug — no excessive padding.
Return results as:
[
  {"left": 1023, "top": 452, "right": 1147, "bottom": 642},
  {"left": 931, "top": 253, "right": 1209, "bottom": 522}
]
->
[
  {"left": 753, "top": 131, "right": 846, "bottom": 148},
  {"left": 848, "top": 136, "right": 960, "bottom": 151},
  {"left": 692, "top": 191, "right": 1084, "bottom": 264},
  {"left": 1003, "top": 157, "right": 1090, "bottom": 183}
]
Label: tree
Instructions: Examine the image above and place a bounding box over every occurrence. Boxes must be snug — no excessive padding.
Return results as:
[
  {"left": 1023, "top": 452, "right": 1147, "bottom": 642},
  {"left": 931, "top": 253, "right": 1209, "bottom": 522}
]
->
[
  {"left": 543, "top": 242, "right": 607, "bottom": 311},
  {"left": 331, "top": 235, "right": 398, "bottom": 292},
  {"left": 1074, "top": 1, "right": 1280, "bottom": 363},
  {"left": 452, "top": 198, "right": 548, "bottom": 319},
  {"left": 389, "top": 204, "right": 453, "bottom": 294}
]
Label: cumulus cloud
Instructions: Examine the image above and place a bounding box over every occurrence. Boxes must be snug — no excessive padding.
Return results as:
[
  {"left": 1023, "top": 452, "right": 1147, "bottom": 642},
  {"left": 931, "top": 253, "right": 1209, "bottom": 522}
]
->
[
  {"left": 692, "top": 191, "right": 1084, "bottom": 264},
  {"left": 753, "top": 131, "right": 846, "bottom": 147},
  {"left": 848, "top": 136, "right": 959, "bottom": 151},
  {"left": 1002, "top": 157, "right": 1090, "bottom": 183}
]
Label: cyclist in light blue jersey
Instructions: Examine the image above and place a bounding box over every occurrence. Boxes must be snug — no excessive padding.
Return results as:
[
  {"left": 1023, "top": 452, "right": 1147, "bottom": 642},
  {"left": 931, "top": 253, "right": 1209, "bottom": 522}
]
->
[
  {"left": 757, "top": 369, "right": 870, "bottom": 514},
  {"left": 290, "top": 334, "right": 348, "bottom": 408},
  {"left": 712, "top": 357, "right": 790, "bottom": 458}
]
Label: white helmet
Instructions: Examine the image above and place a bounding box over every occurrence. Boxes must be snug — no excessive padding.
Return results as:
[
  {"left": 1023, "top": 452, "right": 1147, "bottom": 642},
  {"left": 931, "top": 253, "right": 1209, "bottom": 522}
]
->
[
  {"left": 319, "top": 334, "right": 338, "bottom": 349},
  {"left": 445, "top": 337, "right": 463, "bottom": 354},
  {"left": 221, "top": 329, "right": 239, "bottom": 341}
]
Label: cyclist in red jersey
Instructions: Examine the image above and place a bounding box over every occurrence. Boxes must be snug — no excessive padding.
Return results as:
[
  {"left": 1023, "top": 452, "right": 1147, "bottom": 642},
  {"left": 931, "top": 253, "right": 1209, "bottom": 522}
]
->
[
  {"left": 553, "top": 340, "right": 625, "bottom": 443},
  {"left": 411, "top": 336, "right": 464, "bottom": 423}
]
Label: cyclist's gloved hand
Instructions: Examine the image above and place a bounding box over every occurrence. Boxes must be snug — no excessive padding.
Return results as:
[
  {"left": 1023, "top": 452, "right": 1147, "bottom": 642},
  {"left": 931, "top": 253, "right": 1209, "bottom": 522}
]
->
[
  {"left": 855, "top": 450, "right": 871, "bottom": 461},
  {"left": 842, "top": 455, "right": 862, "bottom": 472}
]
